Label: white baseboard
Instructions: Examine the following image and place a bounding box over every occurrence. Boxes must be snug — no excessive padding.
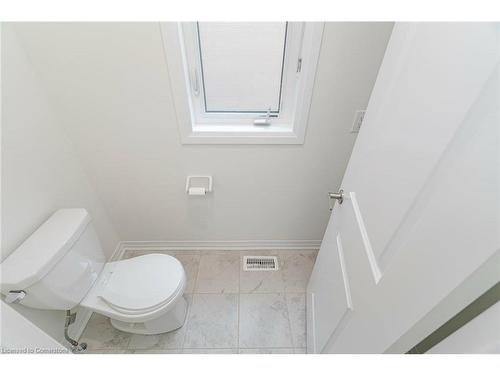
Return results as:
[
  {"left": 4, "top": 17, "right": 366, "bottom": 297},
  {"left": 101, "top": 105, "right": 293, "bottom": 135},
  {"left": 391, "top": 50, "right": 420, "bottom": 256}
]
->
[
  {"left": 109, "top": 241, "right": 127, "bottom": 261},
  {"left": 119, "top": 240, "right": 321, "bottom": 255}
]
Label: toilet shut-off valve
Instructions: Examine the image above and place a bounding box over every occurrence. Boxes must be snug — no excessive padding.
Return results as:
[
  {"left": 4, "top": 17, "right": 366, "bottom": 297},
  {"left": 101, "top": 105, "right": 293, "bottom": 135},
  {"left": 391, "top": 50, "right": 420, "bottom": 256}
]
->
[{"left": 64, "top": 310, "right": 87, "bottom": 353}]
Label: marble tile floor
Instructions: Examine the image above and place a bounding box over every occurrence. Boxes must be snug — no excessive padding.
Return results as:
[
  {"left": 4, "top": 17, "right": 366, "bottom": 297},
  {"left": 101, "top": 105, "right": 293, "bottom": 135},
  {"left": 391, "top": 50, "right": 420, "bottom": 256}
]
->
[{"left": 81, "top": 249, "right": 317, "bottom": 354}]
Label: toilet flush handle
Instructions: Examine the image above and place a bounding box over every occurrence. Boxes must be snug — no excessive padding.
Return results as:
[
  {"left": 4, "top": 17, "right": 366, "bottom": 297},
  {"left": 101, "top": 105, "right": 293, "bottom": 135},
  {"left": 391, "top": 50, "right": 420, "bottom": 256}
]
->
[{"left": 5, "top": 290, "right": 26, "bottom": 304}]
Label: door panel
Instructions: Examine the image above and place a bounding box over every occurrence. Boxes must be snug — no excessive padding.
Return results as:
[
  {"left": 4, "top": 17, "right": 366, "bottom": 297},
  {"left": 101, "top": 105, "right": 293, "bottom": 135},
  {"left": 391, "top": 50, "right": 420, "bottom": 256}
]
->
[
  {"left": 345, "top": 23, "right": 498, "bottom": 272},
  {"left": 307, "top": 207, "right": 354, "bottom": 353},
  {"left": 307, "top": 23, "right": 499, "bottom": 353}
]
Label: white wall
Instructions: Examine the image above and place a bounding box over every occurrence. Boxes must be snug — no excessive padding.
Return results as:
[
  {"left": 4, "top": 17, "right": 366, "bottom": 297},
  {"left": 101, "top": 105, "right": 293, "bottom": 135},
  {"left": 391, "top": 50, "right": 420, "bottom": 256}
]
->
[
  {"left": 1, "top": 24, "right": 119, "bottom": 345},
  {"left": 1, "top": 25, "right": 119, "bottom": 259},
  {"left": 11, "top": 22, "right": 393, "bottom": 245}
]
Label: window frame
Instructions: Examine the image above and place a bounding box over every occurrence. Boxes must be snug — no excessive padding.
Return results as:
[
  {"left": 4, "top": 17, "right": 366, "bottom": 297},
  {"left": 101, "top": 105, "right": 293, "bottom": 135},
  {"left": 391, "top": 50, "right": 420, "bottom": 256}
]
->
[{"left": 161, "top": 22, "right": 324, "bottom": 144}]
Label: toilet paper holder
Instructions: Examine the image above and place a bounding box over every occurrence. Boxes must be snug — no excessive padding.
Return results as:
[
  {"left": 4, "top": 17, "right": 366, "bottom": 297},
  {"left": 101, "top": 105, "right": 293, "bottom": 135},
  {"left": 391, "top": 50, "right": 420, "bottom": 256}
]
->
[{"left": 186, "top": 175, "right": 213, "bottom": 195}]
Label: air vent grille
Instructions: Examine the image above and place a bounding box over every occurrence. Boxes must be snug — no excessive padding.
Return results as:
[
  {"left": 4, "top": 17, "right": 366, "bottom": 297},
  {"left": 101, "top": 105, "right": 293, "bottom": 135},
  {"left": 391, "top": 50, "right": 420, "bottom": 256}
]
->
[{"left": 243, "top": 256, "right": 279, "bottom": 271}]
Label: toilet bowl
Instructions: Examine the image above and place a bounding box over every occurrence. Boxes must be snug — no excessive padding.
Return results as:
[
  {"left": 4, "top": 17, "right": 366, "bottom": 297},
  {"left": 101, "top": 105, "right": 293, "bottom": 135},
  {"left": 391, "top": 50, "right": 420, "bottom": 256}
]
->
[{"left": 0, "top": 209, "right": 188, "bottom": 335}]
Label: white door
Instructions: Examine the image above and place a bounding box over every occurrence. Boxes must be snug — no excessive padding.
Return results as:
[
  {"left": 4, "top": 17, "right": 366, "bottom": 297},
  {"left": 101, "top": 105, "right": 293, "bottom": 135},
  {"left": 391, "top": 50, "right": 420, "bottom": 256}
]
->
[{"left": 307, "top": 23, "right": 499, "bottom": 353}]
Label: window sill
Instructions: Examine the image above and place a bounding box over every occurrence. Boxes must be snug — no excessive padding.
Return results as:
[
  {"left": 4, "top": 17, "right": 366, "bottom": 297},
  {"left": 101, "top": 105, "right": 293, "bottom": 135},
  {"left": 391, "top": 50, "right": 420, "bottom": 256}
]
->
[{"left": 181, "top": 124, "right": 305, "bottom": 145}]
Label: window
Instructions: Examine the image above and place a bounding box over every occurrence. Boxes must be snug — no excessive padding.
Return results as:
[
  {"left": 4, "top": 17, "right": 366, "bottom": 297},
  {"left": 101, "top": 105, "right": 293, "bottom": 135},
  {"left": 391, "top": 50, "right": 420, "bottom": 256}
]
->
[
  {"left": 161, "top": 22, "right": 324, "bottom": 144},
  {"left": 197, "top": 22, "right": 286, "bottom": 115}
]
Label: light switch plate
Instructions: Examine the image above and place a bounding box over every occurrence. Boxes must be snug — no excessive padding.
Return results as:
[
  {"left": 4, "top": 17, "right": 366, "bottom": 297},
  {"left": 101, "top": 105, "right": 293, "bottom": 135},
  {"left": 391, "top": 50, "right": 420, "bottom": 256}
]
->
[{"left": 351, "top": 110, "right": 366, "bottom": 133}]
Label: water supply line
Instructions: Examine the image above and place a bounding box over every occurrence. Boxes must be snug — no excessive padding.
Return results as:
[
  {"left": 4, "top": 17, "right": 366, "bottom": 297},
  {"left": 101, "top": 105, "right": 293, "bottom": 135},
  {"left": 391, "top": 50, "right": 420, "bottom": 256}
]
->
[{"left": 64, "top": 310, "right": 87, "bottom": 353}]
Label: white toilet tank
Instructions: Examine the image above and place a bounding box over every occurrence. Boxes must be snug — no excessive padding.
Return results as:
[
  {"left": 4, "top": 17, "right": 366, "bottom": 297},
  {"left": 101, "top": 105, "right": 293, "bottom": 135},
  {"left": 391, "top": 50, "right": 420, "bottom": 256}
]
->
[{"left": 0, "top": 209, "right": 106, "bottom": 310}]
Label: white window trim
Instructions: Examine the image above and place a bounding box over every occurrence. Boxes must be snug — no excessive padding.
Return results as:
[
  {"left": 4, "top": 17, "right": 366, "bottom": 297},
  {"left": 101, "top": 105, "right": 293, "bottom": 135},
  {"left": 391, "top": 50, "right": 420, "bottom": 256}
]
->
[{"left": 160, "top": 22, "right": 324, "bottom": 145}]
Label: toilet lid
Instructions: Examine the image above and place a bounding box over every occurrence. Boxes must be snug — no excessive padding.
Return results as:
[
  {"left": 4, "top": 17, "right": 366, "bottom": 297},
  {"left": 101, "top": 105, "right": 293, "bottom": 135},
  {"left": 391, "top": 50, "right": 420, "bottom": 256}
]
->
[{"left": 99, "top": 254, "right": 185, "bottom": 313}]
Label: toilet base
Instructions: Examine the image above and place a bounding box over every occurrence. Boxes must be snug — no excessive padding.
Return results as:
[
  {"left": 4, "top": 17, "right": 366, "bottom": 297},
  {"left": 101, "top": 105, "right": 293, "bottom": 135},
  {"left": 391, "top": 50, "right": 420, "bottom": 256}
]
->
[{"left": 109, "top": 295, "right": 188, "bottom": 335}]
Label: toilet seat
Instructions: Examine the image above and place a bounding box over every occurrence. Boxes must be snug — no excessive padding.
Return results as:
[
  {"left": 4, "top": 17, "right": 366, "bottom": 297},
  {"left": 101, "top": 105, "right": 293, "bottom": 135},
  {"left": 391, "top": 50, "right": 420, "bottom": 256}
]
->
[
  {"left": 80, "top": 254, "right": 186, "bottom": 323},
  {"left": 99, "top": 254, "right": 184, "bottom": 315}
]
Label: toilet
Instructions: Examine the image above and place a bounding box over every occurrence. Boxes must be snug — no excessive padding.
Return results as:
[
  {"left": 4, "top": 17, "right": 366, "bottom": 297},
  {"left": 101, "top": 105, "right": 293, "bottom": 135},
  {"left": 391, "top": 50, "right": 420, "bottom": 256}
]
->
[{"left": 0, "top": 209, "right": 187, "bottom": 335}]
